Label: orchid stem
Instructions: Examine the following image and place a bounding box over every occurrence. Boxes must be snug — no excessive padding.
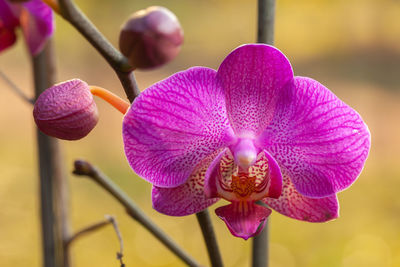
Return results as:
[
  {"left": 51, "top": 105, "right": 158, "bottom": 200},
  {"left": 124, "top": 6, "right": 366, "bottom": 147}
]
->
[
  {"left": 72, "top": 159, "right": 200, "bottom": 267},
  {"left": 257, "top": 0, "right": 275, "bottom": 45},
  {"left": 90, "top": 86, "right": 130, "bottom": 114},
  {"left": 253, "top": 1, "right": 275, "bottom": 266},
  {"left": 57, "top": 0, "right": 139, "bottom": 103},
  {"left": 252, "top": 226, "right": 269, "bottom": 267},
  {"left": 33, "top": 40, "right": 71, "bottom": 267},
  {"left": 196, "top": 210, "right": 224, "bottom": 267},
  {"left": 0, "top": 69, "right": 34, "bottom": 104},
  {"left": 252, "top": 201, "right": 269, "bottom": 267}
]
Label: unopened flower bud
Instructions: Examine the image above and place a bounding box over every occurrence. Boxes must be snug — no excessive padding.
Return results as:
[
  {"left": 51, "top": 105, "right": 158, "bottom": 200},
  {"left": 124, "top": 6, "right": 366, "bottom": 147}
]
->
[
  {"left": 33, "top": 79, "right": 99, "bottom": 140},
  {"left": 119, "top": 6, "right": 184, "bottom": 70}
]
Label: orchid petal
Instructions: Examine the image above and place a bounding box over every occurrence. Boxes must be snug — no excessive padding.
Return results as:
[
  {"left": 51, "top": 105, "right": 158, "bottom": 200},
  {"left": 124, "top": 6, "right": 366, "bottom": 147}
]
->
[
  {"left": 0, "top": 0, "right": 20, "bottom": 29},
  {"left": 264, "top": 167, "right": 339, "bottom": 222},
  {"left": 259, "top": 77, "right": 370, "bottom": 197},
  {"left": 260, "top": 150, "right": 282, "bottom": 199},
  {"left": 152, "top": 151, "right": 220, "bottom": 216},
  {"left": 123, "top": 67, "right": 235, "bottom": 187},
  {"left": 20, "top": 0, "right": 53, "bottom": 55},
  {"left": 217, "top": 44, "right": 293, "bottom": 137},
  {"left": 0, "top": 0, "right": 19, "bottom": 53},
  {"left": 0, "top": 21, "right": 17, "bottom": 52},
  {"left": 215, "top": 202, "right": 271, "bottom": 240},
  {"left": 204, "top": 148, "right": 227, "bottom": 199}
]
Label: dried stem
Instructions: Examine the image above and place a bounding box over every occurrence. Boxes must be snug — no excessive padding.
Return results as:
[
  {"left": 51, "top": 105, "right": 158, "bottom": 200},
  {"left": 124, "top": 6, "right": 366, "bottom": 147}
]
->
[
  {"left": 196, "top": 210, "right": 224, "bottom": 267},
  {"left": 0, "top": 69, "right": 34, "bottom": 104},
  {"left": 66, "top": 215, "right": 125, "bottom": 267},
  {"left": 56, "top": 0, "right": 139, "bottom": 103},
  {"left": 72, "top": 159, "right": 200, "bottom": 267},
  {"left": 32, "top": 40, "right": 71, "bottom": 267}
]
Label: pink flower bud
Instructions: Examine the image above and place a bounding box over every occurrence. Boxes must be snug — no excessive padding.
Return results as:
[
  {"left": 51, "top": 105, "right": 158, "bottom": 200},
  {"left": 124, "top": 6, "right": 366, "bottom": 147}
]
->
[
  {"left": 33, "top": 79, "right": 98, "bottom": 140},
  {"left": 119, "top": 6, "right": 184, "bottom": 70}
]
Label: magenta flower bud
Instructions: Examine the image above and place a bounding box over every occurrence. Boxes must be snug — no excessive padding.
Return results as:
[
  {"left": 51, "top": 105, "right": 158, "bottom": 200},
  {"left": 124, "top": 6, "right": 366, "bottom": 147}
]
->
[
  {"left": 33, "top": 79, "right": 99, "bottom": 140},
  {"left": 119, "top": 6, "right": 184, "bottom": 70}
]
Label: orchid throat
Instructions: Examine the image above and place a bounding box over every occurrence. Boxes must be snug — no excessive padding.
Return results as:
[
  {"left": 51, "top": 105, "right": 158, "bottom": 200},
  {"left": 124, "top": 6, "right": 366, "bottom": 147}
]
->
[{"left": 204, "top": 138, "right": 282, "bottom": 239}]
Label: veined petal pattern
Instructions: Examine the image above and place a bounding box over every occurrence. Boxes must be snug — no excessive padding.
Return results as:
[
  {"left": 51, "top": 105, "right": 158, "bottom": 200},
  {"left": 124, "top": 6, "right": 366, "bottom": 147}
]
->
[{"left": 123, "top": 67, "right": 235, "bottom": 187}]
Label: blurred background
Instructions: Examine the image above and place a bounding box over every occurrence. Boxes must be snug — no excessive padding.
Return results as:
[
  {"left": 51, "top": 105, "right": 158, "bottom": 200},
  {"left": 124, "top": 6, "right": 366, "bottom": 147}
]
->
[{"left": 0, "top": 0, "right": 399, "bottom": 266}]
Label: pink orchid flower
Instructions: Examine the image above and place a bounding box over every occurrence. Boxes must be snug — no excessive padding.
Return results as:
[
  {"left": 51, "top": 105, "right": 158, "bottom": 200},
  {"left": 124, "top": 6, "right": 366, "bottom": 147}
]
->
[
  {"left": 122, "top": 44, "right": 371, "bottom": 239},
  {"left": 0, "top": 0, "right": 53, "bottom": 55}
]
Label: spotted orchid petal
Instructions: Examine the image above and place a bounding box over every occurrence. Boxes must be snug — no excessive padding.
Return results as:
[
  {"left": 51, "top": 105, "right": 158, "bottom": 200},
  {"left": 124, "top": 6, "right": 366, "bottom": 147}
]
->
[
  {"left": 258, "top": 77, "right": 370, "bottom": 197},
  {"left": 152, "top": 152, "right": 220, "bottom": 216},
  {"left": 215, "top": 202, "right": 271, "bottom": 240},
  {"left": 123, "top": 67, "right": 235, "bottom": 188},
  {"left": 216, "top": 44, "right": 293, "bottom": 137},
  {"left": 20, "top": 0, "right": 54, "bottom": 55},
  {"left": 264, "top": 167, "right": 339, "bottom": 222}
]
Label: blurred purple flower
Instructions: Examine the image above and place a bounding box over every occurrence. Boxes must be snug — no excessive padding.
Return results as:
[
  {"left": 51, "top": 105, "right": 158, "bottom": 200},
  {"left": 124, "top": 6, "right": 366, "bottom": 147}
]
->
[
  {"left": 122, "top": 44, "right": 370, "bottom": 239},
  {"left": 0, "top": 0, "right": 53, "bottom": 55}
]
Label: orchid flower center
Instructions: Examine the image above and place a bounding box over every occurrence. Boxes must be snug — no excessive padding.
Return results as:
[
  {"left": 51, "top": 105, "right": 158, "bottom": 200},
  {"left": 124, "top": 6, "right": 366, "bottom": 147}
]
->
[
  {"left": 231, "top": 173, "right": 256, "bottom": 199},
  {"left": 208, "top": 147, "right": 278, "bottom": 240},
  {"left": 213, "top": 145, "right": 272, "bottom": 203}
]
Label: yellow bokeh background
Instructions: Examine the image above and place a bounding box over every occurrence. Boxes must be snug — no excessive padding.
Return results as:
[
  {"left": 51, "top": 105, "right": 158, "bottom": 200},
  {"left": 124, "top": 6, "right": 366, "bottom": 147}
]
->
[{"left": 1, "top": 0, "right": 400, "bottom": 266}]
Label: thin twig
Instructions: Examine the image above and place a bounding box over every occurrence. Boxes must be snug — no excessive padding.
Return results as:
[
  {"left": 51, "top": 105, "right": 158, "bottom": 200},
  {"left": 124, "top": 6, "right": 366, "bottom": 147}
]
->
[
  {"left": 56, "top": 0, "right": 139, "bottom": 103},
  {"left": 66, "top": 215, "right": 125, "bottom": 267},
  {"left": 66, "top": 216, "right": 109, "bottom": 246},
  {"left": 72, "top": 159, "right": 200, "bottom": 267},
  {"left": 107, "top": 216, "right": 125, "bottom": 267},
  {"left": 196, "top": 210, "right": 224, "bottom": 267},
  {"left": 0, "top": 69, "right": 34, "bottom": 104}
]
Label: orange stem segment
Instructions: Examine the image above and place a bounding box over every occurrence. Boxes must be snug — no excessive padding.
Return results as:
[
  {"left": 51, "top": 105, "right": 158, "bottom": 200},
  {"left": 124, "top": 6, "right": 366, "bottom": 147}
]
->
[
  {"left": 42, "top": 0, "right": 60, "bottom": 14},
  {"left": 89, "top": 86, "right": 130, "bottom": 114}
]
